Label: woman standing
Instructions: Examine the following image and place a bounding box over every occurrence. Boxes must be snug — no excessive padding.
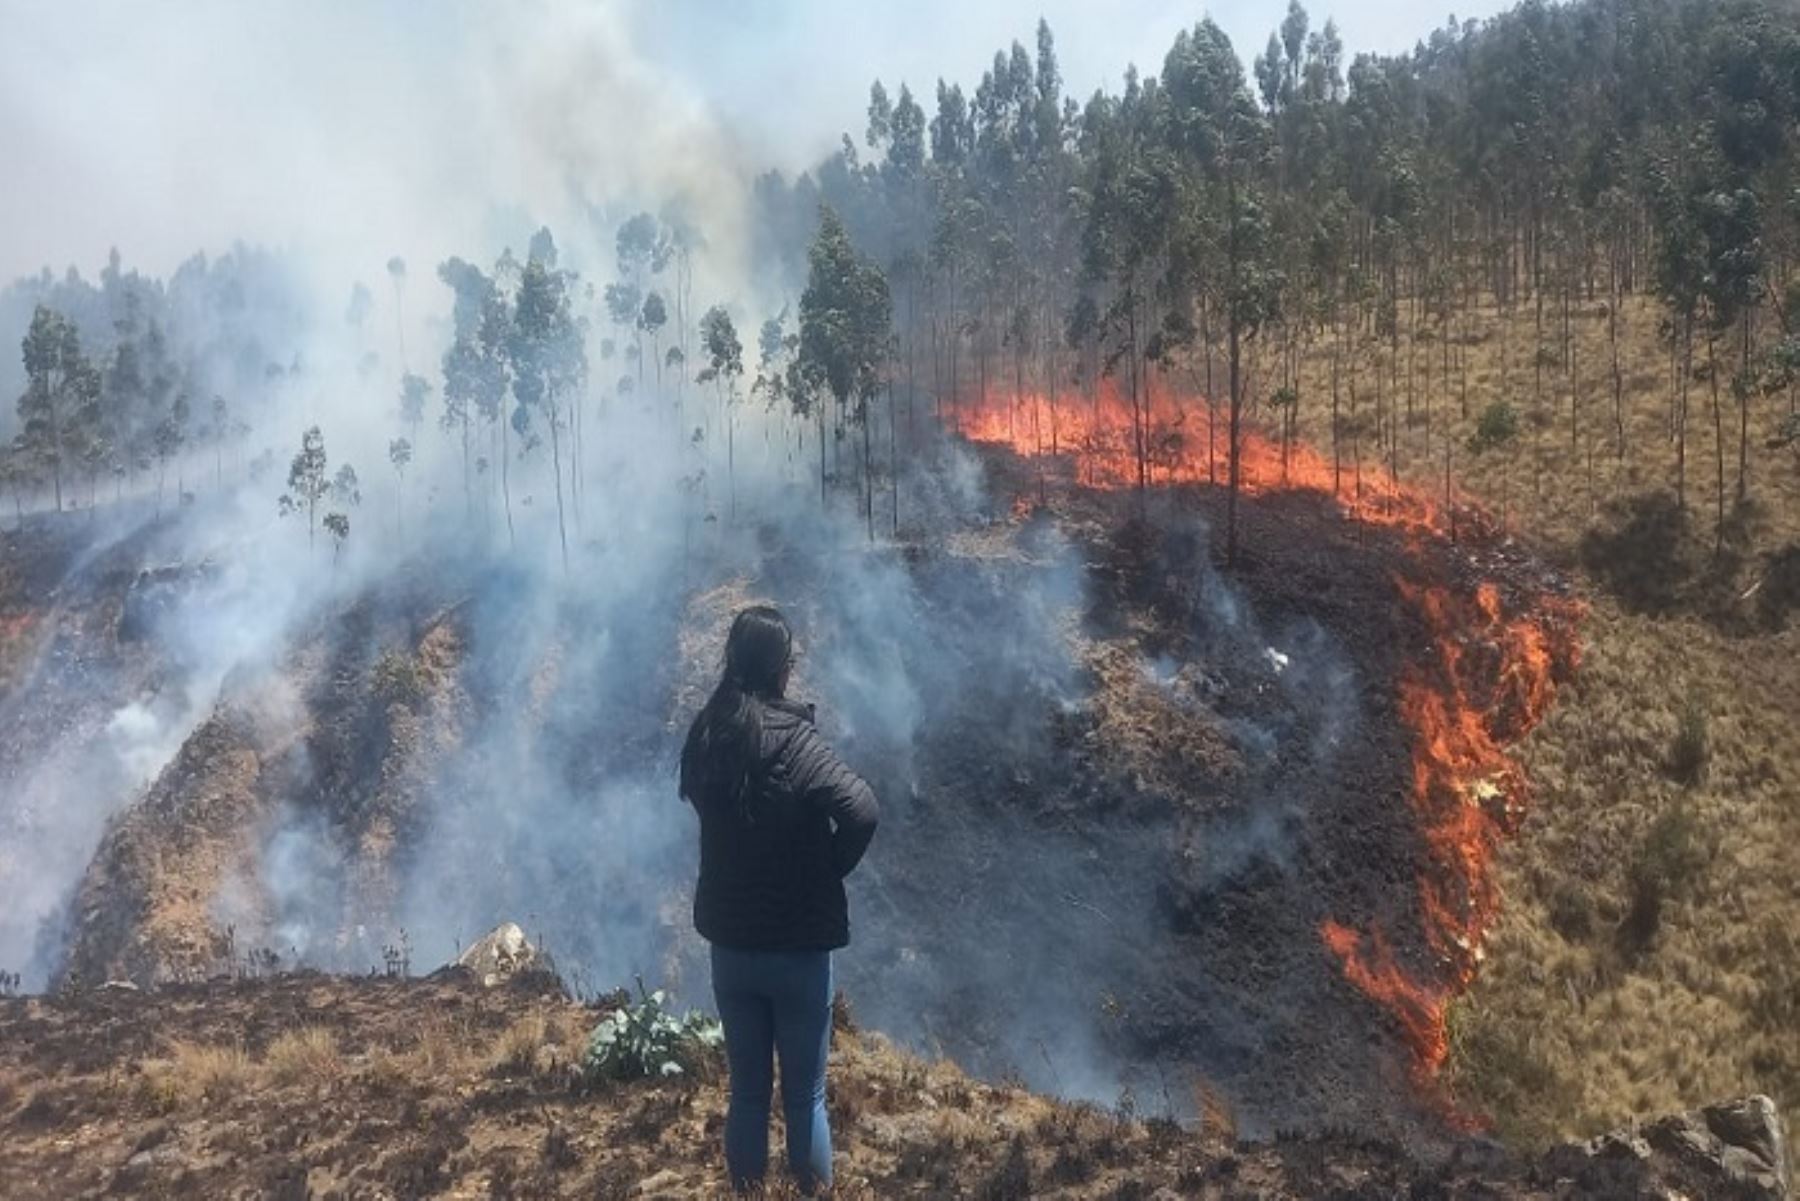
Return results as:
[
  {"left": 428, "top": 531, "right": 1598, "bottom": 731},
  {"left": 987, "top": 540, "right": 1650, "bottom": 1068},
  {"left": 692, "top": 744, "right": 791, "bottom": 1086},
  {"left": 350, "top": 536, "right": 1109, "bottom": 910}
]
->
[{"left": 680, "top": 606, "right": 879, "bottom": 1195}]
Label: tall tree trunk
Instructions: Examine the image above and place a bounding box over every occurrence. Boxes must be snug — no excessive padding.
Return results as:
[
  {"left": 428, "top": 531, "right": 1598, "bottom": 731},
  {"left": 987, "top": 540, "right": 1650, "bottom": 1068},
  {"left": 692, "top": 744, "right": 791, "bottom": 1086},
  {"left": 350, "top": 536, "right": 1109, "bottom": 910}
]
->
[
  {"left": 862, "top": 396, "right": 874, "bottom": 542},
  {"left": 1610, "top": 258, "right": 1625, "bottom": 458},
  {"left": 1227, "top": 316, "right": 1243, "bottom": 565},
  {"left": 906, "top": 281, "right": 919, "bottom": 447},
  {"left": 1226, "top": 165, "right": 1244, "bottom": 566},
  {"left": 1569, "top": 277, "right": 1580, "bottom": 452},
  {"left": 1331, "top": 325, "right": 1343, "bottom": 496},
  {"left": 548, "top": 397, "right": 569, "bottom": 569},
  {"left": 1128, "top": 290, "right": 1147, "bottom": 494},
  {"left": 500, "top": 415, "right": 516, "bottom": 550},
  {"left": 1677, "top": 316, "right": 1691, "bottom": 513},
  {"left": 1737, "top": 311, "right": 1751, "bottom": 505},
  {"left": 889, "top": 378, "right": 899, "bottom": 535},
  {"left": 1708, "top": 328, "right": 1725, "bottom": 553}
]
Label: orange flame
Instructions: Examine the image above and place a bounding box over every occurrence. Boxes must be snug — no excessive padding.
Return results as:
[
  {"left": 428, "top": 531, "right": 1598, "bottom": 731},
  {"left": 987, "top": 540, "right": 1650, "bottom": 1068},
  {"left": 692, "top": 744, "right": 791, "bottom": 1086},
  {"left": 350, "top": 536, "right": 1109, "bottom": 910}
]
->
[
  {"left": 956, "top": 380, "right": 1583, "bottom": 1091},
  {"left": 953, "top": 378, "right": 1444, "bottom": 532}
]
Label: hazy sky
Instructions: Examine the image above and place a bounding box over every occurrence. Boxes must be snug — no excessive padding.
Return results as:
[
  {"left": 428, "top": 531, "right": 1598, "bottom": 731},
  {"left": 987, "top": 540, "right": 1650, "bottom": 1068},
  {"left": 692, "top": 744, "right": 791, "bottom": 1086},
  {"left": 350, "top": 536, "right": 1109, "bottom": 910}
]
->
[
  {"left": 0, "top": 1, "right": 1512, "bottom": 287},
  {"left": 634, "top": 0, "right": 1510, "bottom": 166}
]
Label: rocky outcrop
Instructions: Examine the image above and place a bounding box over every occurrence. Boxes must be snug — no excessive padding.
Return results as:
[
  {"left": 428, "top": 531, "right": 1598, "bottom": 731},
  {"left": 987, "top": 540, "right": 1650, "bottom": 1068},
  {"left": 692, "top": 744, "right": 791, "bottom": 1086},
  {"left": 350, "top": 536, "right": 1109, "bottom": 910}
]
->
[
  {"left": 1541, "top": 1095, "right": 1789, "bottom": 1199},
  {"left": 450, "top": 921, "right": 558, "bottom": 988}
]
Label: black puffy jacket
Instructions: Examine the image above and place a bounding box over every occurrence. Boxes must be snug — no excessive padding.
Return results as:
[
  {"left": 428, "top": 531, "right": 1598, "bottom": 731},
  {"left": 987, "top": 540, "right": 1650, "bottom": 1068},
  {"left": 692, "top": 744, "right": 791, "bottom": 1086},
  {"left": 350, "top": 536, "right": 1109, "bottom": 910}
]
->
[{"left": 683, "top": 697, "right": 879, "bottom": 952}]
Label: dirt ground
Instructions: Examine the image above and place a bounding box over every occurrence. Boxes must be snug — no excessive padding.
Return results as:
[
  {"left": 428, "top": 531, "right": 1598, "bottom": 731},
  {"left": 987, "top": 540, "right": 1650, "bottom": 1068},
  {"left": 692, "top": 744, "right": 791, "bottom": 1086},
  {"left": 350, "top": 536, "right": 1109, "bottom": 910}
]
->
[{"left": 0, "top": 970, "right": 1760, "bottom": 1200}]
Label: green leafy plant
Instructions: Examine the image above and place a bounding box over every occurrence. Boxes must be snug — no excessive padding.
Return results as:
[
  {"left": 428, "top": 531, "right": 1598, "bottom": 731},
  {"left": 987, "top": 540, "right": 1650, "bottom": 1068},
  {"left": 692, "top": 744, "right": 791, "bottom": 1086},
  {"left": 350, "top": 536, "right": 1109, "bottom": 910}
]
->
[{"left": 583, "top": 980, "right": 722, "bottom": 1084}]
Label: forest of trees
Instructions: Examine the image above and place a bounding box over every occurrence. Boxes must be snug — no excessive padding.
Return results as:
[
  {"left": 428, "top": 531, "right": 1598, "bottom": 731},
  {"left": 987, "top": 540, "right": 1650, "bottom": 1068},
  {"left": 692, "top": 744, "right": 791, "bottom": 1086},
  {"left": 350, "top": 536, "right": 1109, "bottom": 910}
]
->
[
  {"left": 0, "top": 246, "right": 303, "bottom": 521},
  {"left": 9, "top": 0, "right": 1800, "bottom": 562},
  {"left": 755, "top": 0, "right": 1800, "bottom": 555}
]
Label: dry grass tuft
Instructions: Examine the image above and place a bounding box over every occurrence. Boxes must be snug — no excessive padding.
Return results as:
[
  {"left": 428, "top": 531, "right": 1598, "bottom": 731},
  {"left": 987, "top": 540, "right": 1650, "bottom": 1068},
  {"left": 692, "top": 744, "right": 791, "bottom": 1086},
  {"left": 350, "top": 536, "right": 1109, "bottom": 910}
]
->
[
  {"left": 489, "top": 1011, "right": 548, "bottom": 1077},
  {"left": 138, "top": 1040, "right": 254, "bottom": 1110},
  {"left": 359, "top": 1044, "right": 415, "bottom": 1098},
  {"left": 1196, "top": 1081, "right": 1238, "bottom": 1147},
  {"left": 264, "top": 1026, "right": 343, "bottom": 1087},
  {"left": 411, "top": 1017, "right": 475, "bottom": 1076}
]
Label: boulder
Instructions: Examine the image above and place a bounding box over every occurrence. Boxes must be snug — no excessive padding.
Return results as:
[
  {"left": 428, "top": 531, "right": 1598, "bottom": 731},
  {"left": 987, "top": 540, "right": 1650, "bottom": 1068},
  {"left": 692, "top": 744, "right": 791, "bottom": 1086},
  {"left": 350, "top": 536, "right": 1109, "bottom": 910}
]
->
[
  {"left": 1543, "top": 1095, "right": 1789, "bottom": 1200},
  {"left": 451, "top": 922, "right": 558, "bottom": 989},
  {"left": 1641, "top": 1095, "right": 1789, "bottom": 1199}
]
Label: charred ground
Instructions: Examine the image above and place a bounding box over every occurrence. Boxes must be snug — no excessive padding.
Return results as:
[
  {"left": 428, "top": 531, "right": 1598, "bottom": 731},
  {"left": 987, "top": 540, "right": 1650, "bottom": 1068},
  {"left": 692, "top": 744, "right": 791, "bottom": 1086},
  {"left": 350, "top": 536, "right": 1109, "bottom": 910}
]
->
[{"left": 1, "top": 439, "right": 1578, "bottom": 1152}]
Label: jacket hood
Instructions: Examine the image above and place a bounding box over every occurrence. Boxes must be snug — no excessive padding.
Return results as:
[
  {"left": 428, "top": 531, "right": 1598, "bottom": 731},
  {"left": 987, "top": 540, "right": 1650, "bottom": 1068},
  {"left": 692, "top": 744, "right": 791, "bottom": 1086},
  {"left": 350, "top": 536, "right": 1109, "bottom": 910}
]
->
[{"left": 764, "top": 697, "right": 816, "bottom": 726}]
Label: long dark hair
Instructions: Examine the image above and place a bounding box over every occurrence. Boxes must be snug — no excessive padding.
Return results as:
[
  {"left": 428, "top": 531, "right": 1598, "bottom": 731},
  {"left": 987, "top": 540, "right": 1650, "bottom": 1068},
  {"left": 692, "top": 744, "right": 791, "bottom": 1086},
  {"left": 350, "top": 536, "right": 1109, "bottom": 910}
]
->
[{"left": 681, "top": 605, "right": 793, "bottom": 821}]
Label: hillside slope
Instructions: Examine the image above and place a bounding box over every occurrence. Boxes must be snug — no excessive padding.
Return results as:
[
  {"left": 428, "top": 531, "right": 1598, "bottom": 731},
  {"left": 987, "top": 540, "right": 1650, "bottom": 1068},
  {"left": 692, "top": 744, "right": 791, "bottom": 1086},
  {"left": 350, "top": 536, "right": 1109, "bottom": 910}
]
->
[
  {"left": 1276, "top": 295, "right": 1800, "bottom": 1156},
  {"left": 0, "top": 969, "right": 1786, "bottom": 1200}
]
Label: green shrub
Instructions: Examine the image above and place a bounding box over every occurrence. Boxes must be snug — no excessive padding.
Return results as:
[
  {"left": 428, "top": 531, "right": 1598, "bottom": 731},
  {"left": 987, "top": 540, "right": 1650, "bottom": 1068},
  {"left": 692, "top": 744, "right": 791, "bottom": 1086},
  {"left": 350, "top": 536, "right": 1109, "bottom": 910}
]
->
[
  {"left": 1620, "top": 801, "right": 1712, "bottom": 952},
  {"left": 1543, "top": 877, "right": 1597, "bottom": 943},
  {"left": 582, "top": 983, "right": 722, "bottom": 1084},
  {"left": 1667, "top": 697, "right": 1710, "bottom": 785}
]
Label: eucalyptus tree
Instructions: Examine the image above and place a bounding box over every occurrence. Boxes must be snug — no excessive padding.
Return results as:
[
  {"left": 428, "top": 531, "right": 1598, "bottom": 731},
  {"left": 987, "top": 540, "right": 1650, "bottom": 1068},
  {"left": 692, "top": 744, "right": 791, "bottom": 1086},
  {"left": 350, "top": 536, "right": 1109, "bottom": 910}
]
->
[
  {"left": 17, "top": 305, "right": 101, "bottom": 513},
  {"left": 510, "top": 253, "right": 586, "bottom": 567},
  {"left": 1081, "top": 68, "right": 1177, "bottom": 496},
  {"left": 345, "top": 282, "right": 374, "bottom": 359},
  {"left": 279, "top": 425, "right": 330, "bottom": 549},
  {"left": 209, "top": 395, "right": 229, "bottom": 489},
  {"left": 697, "top": 305, "right": 745, "bottom": 521},
  {"left": 398, "top": 373, "right": 430, "bottom": 445},
  {"left": 1164, "top": 17, "right": 1284, "bottom": 562},
  {"left": 151, "top": 386, "right": 189, "bottom": 512},
  {"left": 438, "top": 257, "right": 512, "bottom": 528},
  {"left": 388, "top": 436, "right": 412, "bottom": 536},
  {"left": 640, "top": 291, "right": 669, "bottom": 398},
  {"left": 615, "top": 213, "right": 671, "bottom": 389},
  {"left": 387, "top": 256, "right": 408, "bottom": 371},
  {"left": 798, "top": 206, "right": 893, "bottom": 533},
  {"left": 1, "top": 441, "right": 37, "bottom": 528},
  {"left": 323, "top": 511, "right": 350, "bottom": 569}
]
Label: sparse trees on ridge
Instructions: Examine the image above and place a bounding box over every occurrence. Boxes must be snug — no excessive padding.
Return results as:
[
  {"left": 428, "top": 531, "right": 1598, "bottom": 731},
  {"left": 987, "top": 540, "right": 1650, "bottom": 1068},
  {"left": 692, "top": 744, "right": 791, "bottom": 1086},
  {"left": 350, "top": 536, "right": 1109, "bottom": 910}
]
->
[
  {"left": 279, "top": 425, "right": 330, "bottom": 549},
  {"left": 697, "top": 305, "right": 744, "bottom": 522},
  {"left": 797, "top": 206, "right": 894, "bottom": 538},
  {"left": 17, "top": 306, "right": 101, "bottom": 513},
  {"left": 508, "top": 244, "right": 586, "bottom": 569},
  {"left": 388, "top": 436, "right": 411, "bottom": 536}
]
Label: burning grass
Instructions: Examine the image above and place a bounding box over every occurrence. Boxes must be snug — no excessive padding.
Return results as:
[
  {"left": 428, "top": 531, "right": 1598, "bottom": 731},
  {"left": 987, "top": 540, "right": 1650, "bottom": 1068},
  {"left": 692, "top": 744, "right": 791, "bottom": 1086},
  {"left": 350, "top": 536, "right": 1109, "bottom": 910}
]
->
[
  {"left": 1283, "top": 296, "right": 1798, "bottom": 1167},
  {"left": 958, "top": 376, "right": 1583, "bottom": 1100},
  {"left": 961, "top": 293, "right": 1796, "bottom": 1164}
]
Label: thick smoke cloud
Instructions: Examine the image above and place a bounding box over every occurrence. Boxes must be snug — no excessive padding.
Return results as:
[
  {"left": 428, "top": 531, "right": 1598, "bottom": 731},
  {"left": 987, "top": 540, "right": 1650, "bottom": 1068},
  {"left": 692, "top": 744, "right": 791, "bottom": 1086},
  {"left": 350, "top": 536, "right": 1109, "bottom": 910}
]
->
[
  {"left": 1, "top": 0, "right": 1406, "bottom": 1117},
  {"left": 1, "top": 0, "right": 1514, "bottom": 289},
  {"left": 1, "top": 1, "right": 759, "bottom": 321}
]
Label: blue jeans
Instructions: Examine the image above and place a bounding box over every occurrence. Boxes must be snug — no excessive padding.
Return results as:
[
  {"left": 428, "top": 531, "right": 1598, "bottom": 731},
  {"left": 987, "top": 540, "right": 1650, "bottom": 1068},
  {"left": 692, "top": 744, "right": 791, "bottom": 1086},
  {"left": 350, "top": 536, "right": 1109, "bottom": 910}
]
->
[{"left": 709, "top": 944, "right": 834, "bottom": 1193}]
